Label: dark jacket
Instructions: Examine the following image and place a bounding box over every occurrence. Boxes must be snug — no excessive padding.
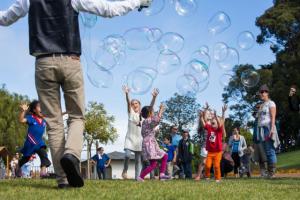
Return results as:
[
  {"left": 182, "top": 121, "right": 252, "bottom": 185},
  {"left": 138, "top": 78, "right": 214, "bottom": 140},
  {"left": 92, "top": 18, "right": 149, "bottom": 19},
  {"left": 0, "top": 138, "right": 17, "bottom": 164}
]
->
[
  {"left": 288, "top": 95, "right": 300, "bottom": 112},
  {"left": 178, "top": 139, "right": 193, "bottom": 163}
]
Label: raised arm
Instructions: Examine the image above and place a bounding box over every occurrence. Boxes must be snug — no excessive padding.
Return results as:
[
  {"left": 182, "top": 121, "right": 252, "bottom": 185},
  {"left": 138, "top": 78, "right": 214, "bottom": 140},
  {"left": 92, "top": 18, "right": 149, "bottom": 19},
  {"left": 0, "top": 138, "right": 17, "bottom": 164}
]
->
[
  {"left": 19, "top": 103, "right": 28, "bottom": 124},
  {"left": 0, "top": 0, "right": 29, "bottom": 26},
  {"left": 221, "top": 104, "right": 227, "bottom": 138},
  {"left": 71, "top": 0, "right": 151, "bottom": 18},
  {"left": 158, "top": 103, "right": 165, "bottom": 118},
  {"left": 150, "top": 88, "right": 159, "bottom": 109},
  {"left": 122, "top": 85, "right": 131, "bottom": 114},
  {"left": 199, "top": 111, "right": 206, "bottom": 127}
]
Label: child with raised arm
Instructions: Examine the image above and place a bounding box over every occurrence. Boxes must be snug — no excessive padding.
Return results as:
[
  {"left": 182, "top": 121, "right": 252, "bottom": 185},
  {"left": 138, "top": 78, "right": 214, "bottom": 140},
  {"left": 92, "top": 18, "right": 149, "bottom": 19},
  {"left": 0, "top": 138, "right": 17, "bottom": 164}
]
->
[
  {"left": 137, "top": 103, "right": 170, "bottom": 181},
  {"left": 122, "top": 86, "right": 159, "bottom": 180},
  {"left": 200, "top": 109, "right": 224, "bottom": 183},
  {"left": 18, "top": 100, "right": 51, "bottom": 177}
]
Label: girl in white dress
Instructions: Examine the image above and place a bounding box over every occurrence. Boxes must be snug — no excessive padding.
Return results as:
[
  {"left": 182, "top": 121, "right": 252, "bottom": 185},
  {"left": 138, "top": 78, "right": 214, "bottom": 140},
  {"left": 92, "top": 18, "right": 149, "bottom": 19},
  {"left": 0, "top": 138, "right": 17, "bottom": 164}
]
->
[{"left": 122, "top": 86, "right": 159, "bottom": 179}]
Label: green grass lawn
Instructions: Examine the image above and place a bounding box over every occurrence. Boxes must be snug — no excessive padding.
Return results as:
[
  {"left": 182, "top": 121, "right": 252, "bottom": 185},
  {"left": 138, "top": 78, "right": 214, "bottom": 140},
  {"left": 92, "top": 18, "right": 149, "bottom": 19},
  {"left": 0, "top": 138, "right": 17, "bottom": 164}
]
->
[
  {"left": 0, "top": 178, "right": 300, "bottom": 200},
  {"left": 277, "top": 150, "right": 300, "bottom": 169}
]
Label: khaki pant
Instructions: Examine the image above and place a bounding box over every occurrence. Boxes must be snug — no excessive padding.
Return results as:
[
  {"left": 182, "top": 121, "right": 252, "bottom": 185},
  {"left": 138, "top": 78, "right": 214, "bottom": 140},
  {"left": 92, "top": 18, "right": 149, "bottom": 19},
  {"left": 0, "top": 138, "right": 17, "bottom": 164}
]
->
[{"left": 35, "top": 55, "right": 85, "bottom": 184}]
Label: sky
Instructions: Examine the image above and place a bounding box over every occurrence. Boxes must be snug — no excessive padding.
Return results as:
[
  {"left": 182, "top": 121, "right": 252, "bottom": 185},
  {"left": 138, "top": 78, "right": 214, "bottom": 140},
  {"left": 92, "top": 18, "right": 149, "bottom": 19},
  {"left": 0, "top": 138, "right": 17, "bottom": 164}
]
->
[{"left": 0, "top": 0, "right": 276, "bottom": 161}]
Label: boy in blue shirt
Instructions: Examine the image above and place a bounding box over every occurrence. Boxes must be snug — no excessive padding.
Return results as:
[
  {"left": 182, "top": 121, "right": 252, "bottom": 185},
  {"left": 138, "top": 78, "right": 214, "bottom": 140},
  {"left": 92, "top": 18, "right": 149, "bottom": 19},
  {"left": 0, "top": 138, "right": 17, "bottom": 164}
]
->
[
  {"left": 163, "top": 136, "right": 177, "bottom": 177},
  {"left": 91, "top": 147, "right": 111, "bottom": 180}
]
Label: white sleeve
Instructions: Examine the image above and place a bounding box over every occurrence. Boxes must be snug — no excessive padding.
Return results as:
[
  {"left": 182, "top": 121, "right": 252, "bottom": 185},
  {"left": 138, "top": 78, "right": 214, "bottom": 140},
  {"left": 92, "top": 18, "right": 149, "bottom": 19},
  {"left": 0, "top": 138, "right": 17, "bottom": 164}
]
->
[
  {"left": 0, "top": 0, "right": 29, "bottom": 26},
  {"left": 71, "top": 0, "right": 141, "bottom": 18},
  {"left": 269, "top": 101, "right": 276, "bottom": 108}
]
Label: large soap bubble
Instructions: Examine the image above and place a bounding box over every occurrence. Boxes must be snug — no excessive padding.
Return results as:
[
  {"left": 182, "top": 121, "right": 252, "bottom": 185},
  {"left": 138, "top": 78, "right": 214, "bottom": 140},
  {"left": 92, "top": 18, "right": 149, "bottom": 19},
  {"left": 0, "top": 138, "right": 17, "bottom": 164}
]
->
[
  {"left": 198, "top": 80, "right": 209, "bottom": 93},
  {"left": 143, "top": 0, "right": 165, "bottom": 16},
  {"left": 157, "top": 32, "right": 185, "bottom": 53},
  {"left": 80, "top": 13, "right": 97, "bottom": 28},
  {"left": 237, "top": 31, "right": 255, "bottom": 50},
  {"left": 199, "top": 45, "right": 209, "bottom": 55},
  {"left": 176, "top": 74, "right": 199, "bottom": 96},
  {"left": 219, "top": 74, "right": 233, "bottom": 87},
  {"left": 87, "top": 63, "right": 114, "bottom": 88},
  {"left": 136, "top": 66, "right": 158, "bottom": 80},
  {"left": 156, "top": 50, "right": 182, "bottom": 75},
  {"left": 191, "top": 50, "right": 211, "bottom": 67},
  {"left": 208, "top": 11, "right": 231, "bottom": 35},
  {"left": 124, "top": 27, "right": 152, "bottom": 50},
  {"left": 217, "top": 47, "right": 239, "bottom": 71},
  {"left": 93, "top": 44, "right": 117, "bottom": 70},
  {"left": 103, "top": 34, "right": 126, "bottom": 55},
  {"left": 115, "top": 50, "right": 127, "bottom": 65},
  {"left": 213, "top": 42, "right": 228, "bottom": 62},
  {"left": 126, "top": 70, "right": 154, "bottom": 95},
  {"left": 174, "top": 0, "right": 198, "bottom": 17},
  {"left": 241, "top": 70, "right": 260, "bottom": 88},
  {"left": 148, "top": 28, "right": 163, "bottom": 42},
  {"left": 184, "top": 60, "right": 209, "bottom": 83}
]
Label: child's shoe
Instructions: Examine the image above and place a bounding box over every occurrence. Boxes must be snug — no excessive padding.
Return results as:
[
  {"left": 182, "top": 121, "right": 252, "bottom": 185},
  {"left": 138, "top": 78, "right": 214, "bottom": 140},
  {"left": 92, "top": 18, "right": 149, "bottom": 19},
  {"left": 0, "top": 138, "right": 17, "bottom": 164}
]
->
[
  {"left": 194, "top": 175, "right": 201, "bottom": 181},
  {"left": 159, "top": 173, "right": 171, "bottom": 181},
  {"left": 216, "top": 180, "right": 221, "bottom": 183},
  {"left": 137, "top": 177, "right": 144, "bottom": 182}
]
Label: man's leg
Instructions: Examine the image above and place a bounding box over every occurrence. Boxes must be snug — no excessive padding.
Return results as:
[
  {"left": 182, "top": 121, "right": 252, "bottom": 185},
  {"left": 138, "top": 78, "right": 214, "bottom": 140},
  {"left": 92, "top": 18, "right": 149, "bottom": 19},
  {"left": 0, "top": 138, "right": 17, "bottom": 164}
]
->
[
  {"left": 102, "top": 168, "right": 106, "bottom": 180},
  {"left": 35, "top": 57, "right": 67, "bottom": 185},
  {"left": 60, "top": 56, "right": 85, "bottom": 187}
]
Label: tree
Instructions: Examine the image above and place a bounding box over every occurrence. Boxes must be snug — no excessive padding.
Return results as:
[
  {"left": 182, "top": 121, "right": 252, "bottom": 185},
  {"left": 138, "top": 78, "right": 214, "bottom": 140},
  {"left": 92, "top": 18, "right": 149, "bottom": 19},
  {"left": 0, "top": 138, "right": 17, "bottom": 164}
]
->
[
  {"left": 0, "top": 85, "right": 29, "bottom": 155},
  {"left": 223, "top": 0, "right": 300, "bottom": 149},
  {"left": 159, "top": 93, "right": 201, "bottom": 139},
  {"left": 84, "top": 101, "right": 117, "bottom": 179}
]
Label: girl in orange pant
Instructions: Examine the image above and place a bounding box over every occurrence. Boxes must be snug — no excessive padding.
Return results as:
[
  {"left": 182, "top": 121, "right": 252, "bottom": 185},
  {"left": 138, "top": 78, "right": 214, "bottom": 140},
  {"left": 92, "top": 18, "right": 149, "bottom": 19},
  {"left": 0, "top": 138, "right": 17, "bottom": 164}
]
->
[{"left": 200, "top": 108, "right": 226, "bottom": 183}]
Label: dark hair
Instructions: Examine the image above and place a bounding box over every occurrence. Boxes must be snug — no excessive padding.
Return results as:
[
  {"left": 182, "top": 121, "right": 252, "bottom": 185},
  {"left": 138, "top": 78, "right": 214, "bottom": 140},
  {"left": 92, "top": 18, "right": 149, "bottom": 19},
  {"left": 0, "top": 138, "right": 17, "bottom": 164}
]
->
[
  {"left": 29, "top": 100, "right": 40, "bottom": 115},
  {"left": 164, "top": 135, "right": 172, "bottom": 143},
  {"left": 141, "top": 106, "right": 153, "bottom": 119},
  {"left": 97, "top": 147, "right": 104, "bottom": 152}
]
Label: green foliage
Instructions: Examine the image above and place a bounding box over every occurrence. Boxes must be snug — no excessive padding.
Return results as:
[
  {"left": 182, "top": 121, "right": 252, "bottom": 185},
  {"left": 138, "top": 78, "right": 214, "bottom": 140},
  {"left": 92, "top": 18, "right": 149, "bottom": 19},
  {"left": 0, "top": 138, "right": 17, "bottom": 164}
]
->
[
  {"left": 84, "top": 101, "right": 117, "bottom": 161},
  {"left": 0, "top": 85, "right": 29, "bottom": 154},
  {"left": 159, "top": 93, "right": 201, "bottom": 139}
]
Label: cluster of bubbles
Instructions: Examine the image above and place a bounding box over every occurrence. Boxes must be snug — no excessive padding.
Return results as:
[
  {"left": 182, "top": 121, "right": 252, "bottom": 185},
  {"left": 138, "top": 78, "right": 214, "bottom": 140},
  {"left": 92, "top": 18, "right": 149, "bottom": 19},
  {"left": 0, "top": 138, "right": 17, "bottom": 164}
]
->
[
  {"left": 81, "top": 6, "right": 260, "bottom": 96},
  {"left": 175, "top": 11, "right": 260, "bottom": 96}
]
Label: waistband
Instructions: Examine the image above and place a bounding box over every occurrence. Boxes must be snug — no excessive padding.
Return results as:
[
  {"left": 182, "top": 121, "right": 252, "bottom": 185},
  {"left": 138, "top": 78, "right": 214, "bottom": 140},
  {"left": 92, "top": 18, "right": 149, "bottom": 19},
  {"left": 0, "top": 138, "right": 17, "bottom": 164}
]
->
[{"left": 36, "top": 53, "right": 80, "bottom": 60}]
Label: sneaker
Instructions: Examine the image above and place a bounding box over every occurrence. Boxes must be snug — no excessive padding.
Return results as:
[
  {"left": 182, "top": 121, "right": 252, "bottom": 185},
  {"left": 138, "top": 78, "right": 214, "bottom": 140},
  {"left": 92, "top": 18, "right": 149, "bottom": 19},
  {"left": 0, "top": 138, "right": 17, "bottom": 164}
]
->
[
  {"left": 160, "top": 174, "right": 171, "bottom": 181},
  {"left": 60, "top": 154, "right": 84, "bottom": 188},
  {"left": 137, "top": 177, "right": 144, "bottom": 182},
  {"left": 58, "top": 184, "right": 70, "bottom": 189},
  {"left": 122, "top": 172, "right": 128, "bottom": 180},
  {"left": 194, "top": 176, "right": 201, "bottom": 181},
  {"left": 216, "top": 180, "right": 221, "bottom": 183}
]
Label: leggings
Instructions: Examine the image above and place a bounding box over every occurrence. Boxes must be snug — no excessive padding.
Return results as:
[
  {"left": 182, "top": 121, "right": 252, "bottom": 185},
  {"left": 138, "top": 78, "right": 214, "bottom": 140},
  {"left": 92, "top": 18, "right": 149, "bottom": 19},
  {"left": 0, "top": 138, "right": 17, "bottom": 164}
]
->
[
  {"left": 19, "top": 148, "right": 51, "bottom": 168},
  {"left": 123, "top": 149, "right": 142, "bottom": 179},
  {"left": 140, "top": 154, "right": 168, "bottom": 179},
  {"left": 231, "top": 152, "right": 240, "bottom": 174}
]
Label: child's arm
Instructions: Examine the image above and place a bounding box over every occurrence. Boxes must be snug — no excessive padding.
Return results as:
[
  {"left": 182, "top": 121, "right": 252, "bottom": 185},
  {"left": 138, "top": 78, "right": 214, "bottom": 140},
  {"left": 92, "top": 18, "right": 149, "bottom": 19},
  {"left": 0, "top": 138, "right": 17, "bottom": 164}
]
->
[
  {"left": 19, "top": 103, "right": 29, "bottom": 124},
  {"left": 122, "top": 85, "right": 131, "bottom": 114},
  {"left": 173, "top": 150, "right": 177, "bottom": 163},
  {"left": 106, "top": 158, "right": 112, "bottom": 167},
  {"left": 221, "top": 104, "right": 227, "bottom": 139},
  {"left": 158, "top": 103, "right": 165, "bottom": 118},
  {"left": 199, "top": 111, "right": 206, "bottom": 127},
  {"left": 150, "top": 88, "right": 159, "bottom": 110}
]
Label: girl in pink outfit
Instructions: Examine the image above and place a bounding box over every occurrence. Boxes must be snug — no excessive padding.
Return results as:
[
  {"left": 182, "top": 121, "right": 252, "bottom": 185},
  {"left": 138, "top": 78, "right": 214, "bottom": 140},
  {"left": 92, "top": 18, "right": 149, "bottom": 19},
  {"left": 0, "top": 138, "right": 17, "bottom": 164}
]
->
[{"left": 138, "top": 103, "right": 170, "bottom": 181}]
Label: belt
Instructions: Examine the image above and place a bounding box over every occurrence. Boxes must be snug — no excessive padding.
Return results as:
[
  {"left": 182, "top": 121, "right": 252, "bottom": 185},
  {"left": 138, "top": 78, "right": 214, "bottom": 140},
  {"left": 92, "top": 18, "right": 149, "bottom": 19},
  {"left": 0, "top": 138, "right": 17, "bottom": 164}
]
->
[{"left": 36, "top": 53, "right": 80, "bottom": 60}]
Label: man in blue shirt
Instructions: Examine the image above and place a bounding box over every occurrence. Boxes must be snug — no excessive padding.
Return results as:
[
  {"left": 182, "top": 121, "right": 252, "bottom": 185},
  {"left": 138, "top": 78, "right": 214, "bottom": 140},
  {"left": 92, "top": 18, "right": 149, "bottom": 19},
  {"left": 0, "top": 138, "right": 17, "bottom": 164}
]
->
[{"left": 91, "top": 147, "right": 111, "bottom": 180}]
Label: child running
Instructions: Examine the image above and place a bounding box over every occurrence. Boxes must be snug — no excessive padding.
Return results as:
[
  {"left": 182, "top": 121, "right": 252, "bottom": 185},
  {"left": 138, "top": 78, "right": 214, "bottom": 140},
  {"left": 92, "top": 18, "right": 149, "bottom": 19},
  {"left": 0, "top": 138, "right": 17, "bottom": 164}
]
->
[
  {"left": 18, "top": 100, "right": 51, "bottom": 177},
  {"left": 137, "top": 103, "right": 170, "bottom": 181},
  {"left": 200, "top": 109, "right": 224, "bottom": 183}
]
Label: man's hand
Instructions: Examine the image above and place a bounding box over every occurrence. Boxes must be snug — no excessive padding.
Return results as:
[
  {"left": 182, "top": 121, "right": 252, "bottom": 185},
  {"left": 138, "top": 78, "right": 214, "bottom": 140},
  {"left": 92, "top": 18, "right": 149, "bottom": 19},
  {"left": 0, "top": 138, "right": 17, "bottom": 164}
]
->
[{"left": 138, "top": 0, "right": 152, "bottom": 11}]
